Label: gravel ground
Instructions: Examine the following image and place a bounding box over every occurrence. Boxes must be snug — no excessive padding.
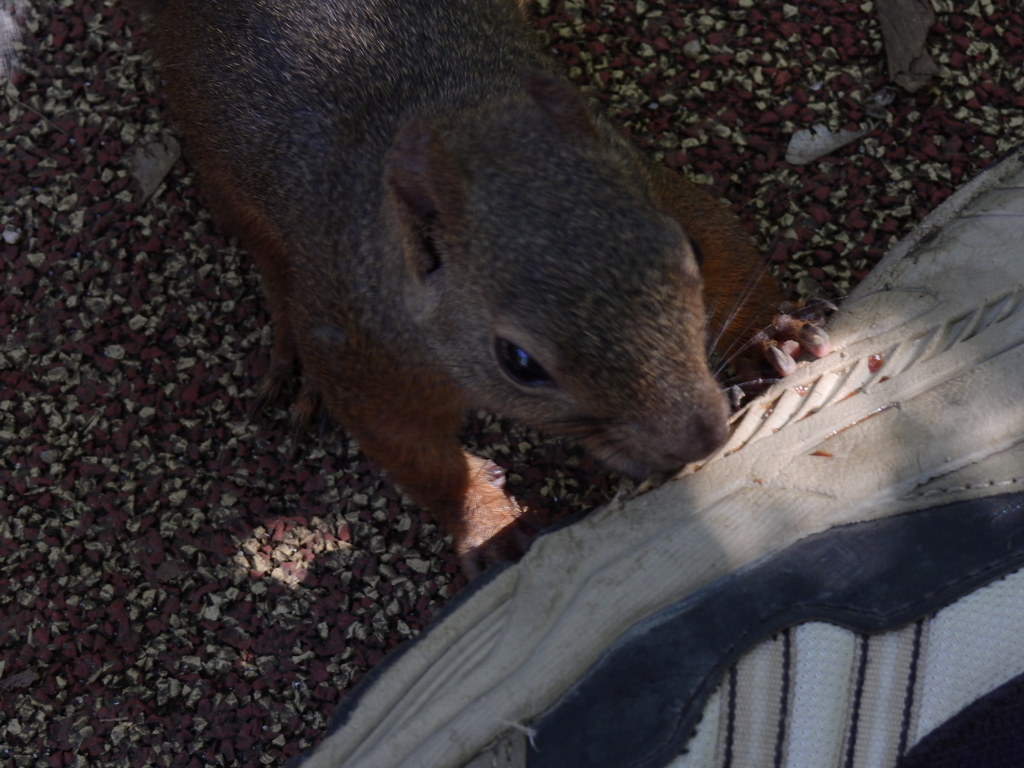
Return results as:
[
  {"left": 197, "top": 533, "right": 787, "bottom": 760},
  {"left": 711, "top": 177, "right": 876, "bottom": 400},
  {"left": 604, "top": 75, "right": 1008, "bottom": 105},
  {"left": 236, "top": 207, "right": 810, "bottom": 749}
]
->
[{"left": 1, "top": 1, "right": 1022, "bottom": 766}]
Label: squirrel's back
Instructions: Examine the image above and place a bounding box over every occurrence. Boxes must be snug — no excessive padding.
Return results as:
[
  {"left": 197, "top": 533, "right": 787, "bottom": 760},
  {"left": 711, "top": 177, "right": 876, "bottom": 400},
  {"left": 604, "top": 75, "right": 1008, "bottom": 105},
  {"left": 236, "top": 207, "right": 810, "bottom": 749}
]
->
[{"left": 147, "top": 0, "right": 543, "bottom": 208}]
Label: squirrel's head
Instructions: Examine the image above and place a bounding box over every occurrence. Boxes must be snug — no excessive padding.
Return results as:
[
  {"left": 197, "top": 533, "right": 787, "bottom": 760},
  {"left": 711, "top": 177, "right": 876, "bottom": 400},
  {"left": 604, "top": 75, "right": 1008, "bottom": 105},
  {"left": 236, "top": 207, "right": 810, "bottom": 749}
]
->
[{"left": 383, "top": 69, "right": 729, "bottom": 477}]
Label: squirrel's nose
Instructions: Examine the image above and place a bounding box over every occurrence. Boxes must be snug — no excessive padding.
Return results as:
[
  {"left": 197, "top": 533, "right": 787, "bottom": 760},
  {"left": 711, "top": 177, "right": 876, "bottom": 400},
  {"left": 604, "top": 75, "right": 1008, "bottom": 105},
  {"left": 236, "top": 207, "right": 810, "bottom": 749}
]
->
[{"left": 660, "top": 387, "right": 730, "bottom": 467}]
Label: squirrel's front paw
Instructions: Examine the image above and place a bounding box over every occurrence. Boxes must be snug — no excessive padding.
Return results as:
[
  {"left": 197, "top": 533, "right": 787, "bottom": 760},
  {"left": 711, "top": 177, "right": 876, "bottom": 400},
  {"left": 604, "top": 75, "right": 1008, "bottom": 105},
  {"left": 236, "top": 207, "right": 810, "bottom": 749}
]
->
[
  {"left": 753, "top": 301, "right": 831, "bottom": 378},
  {"left": 754, "top": 298, "right": 836, "bottom": 377},
  {"left": 726, "top": 299, "right": 836, "bottom": 407},
  {"left": 455, "top": 458, "right": 537, "bottom": 578}
]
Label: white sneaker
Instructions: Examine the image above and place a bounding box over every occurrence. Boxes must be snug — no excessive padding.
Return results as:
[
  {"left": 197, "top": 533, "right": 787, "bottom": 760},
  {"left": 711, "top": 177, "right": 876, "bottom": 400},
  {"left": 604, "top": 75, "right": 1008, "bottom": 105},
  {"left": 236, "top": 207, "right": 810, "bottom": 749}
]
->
[{"left": 292, "top": 144, "right": 1024, "bottom": 768}]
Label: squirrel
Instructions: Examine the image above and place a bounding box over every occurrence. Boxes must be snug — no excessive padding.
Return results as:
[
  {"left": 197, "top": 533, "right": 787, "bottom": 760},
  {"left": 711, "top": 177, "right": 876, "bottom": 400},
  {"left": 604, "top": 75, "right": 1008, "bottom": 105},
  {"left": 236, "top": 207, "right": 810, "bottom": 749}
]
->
[{"left": 141, "top": 0, "right": 803, "bottom": 574}]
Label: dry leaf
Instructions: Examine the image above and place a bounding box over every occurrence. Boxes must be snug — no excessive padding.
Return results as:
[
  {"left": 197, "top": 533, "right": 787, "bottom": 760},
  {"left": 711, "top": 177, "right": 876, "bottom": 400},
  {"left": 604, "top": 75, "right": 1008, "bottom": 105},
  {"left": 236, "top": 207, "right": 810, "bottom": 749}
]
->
[
  {"left": 127, "top": 134, "right": 182, "bottom": 204},
  {"left": 786, "top": 124, "right": 867, "bottom": 165},
  {"left": 876, "top": 0, "right": 939, "bottom": 91}
]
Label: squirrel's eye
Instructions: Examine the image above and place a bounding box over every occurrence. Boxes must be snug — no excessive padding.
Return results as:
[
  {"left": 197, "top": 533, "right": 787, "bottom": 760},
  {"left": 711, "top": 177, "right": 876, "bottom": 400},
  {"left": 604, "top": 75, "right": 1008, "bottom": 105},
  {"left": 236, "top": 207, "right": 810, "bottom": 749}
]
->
[{"left": 495, "top": 338, "right": 553, "bottom": 388}]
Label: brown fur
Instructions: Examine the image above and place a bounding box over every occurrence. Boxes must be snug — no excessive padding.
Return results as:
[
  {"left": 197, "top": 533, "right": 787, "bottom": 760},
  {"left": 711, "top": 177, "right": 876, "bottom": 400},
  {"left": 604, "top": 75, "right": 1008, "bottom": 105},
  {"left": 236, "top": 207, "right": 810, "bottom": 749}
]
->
[{"left": 143, "top": 0, "right": 780, "bottom": 573}]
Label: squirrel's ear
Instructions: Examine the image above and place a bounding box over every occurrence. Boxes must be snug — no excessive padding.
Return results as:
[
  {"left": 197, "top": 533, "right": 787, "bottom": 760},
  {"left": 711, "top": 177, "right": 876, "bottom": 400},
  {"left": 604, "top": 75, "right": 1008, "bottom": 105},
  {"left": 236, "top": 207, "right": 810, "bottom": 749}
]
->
[
  {"left": 521, "top": 68, "right": 598, "bottom": 141},
  {"left": 385, "top": 118, "right": 466, "bottom": 284},
  {"left": 385, "top": 118, "right": 465, "bottom": 224}
]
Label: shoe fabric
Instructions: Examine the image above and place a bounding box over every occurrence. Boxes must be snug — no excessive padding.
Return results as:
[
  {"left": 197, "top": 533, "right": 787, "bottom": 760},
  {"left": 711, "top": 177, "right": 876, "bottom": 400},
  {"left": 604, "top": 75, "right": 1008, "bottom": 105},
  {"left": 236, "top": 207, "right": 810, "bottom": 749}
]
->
[
  {"left": 292, "top": 145, "right": 1024, "bottom": 768},
  {"left": 674, "top": 568, "right": 1024, "bottom": 768},
  {"left": 530, "top": 496, "right": 1024, "bottom": 768}
]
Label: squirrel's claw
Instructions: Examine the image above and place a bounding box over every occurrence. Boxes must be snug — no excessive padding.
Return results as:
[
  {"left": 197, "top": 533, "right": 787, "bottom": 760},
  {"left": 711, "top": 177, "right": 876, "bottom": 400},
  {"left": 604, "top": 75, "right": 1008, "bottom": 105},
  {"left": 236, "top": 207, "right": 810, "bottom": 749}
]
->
[
  {"left": 765, "top": 343, "right": 798, "bottom": 377},
  {"left": 285, "top": 380, "right": 324, "bottom": 458},
  {"left": 800, "top": 323, "right": 833, "bottom": 358},
  {"left": 247, "top": 349, "right": 299, "bottom": 422}
]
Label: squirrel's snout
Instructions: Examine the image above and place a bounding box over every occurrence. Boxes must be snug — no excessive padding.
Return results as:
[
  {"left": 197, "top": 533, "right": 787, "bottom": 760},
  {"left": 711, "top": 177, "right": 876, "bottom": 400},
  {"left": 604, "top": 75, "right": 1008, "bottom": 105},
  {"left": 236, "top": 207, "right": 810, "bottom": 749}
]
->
[
  {"left": 662, "top": 403, "right": 729, "bottom": 466},
  {"left": 584, "top": 384, "right": 730, "bottom": 478},
  {"left": 653, "top": 388, "right": 730, "bottom": 468}
]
